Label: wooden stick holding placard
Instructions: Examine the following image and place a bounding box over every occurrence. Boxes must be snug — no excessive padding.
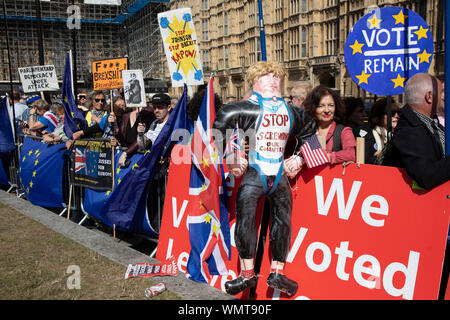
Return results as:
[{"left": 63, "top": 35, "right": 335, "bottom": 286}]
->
[
  {"left": 67, "top": 184, "right": 73, "bottom": 220},
  {"left": 356, "top": 137, "right": 365, "bottom": 164},
  {"left": 110, "top": 90, "right": 115, "bottom": 189}
]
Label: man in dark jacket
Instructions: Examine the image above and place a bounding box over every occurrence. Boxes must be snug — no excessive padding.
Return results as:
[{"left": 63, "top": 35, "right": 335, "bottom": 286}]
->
[{"left": 383, "top": 73, "right": 450, "bottom": 190}]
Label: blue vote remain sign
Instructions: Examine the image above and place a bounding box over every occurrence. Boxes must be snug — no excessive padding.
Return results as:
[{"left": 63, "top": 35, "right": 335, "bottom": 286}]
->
[{"left": 344, "top": 7, "right": 433, "bottom": 96}]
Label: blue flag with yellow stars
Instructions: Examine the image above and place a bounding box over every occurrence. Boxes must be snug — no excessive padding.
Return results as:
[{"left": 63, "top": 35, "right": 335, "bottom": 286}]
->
[
  {"left": 0, "top": 96, "right": 15, "bottom": 153},
  {"left": 18, "top": 137, "right": 66, "bottom": 207},
  {"left": 101, "top": 84, "right": 192, "bottom": 235},
  {"left": 82, "top": 150, "right": 160, "bottom": 237},
  {"left": 344, "top": 7, "right": 433, "bottom": 96},
  {"left": 0, "top": 160, "right": 8, "bottom": 185},
  {"left": 61, "top": 52, "right": 87, "bottom": 140}
]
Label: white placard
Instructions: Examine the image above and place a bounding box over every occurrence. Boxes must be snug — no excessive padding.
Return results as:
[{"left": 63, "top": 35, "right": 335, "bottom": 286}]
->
[
  {"left": 18, "top": 65, "right": 59, "bottom": 93},
  {"left": 158, "top": 8, "right": 204, "bottom": 87},
  {"left": 122, "top": 69, "right": 146, "bottom": 108}
]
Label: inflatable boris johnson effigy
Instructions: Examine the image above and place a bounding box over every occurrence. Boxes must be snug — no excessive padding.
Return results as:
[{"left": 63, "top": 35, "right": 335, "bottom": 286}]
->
[{"left": 155, "top": 61, "right": 450, "bottom": 300}]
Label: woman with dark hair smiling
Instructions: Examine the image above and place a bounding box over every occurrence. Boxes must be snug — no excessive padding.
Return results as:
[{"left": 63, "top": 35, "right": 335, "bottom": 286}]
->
[{"left": 303, "top": 85, "right": 356, "bottom": 164}]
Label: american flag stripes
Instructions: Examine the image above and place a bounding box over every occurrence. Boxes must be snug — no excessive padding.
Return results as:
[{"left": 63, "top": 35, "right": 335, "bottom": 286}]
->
[{"left": 300, "top": 134, "right": 329, "bottom": 168}]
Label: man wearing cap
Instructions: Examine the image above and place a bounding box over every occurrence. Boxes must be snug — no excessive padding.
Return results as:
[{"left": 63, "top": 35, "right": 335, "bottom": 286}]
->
[
  {"left": 137, "top": 93, "right": 172, "bottom": 148},
  {"left": 117, "top": 93, "right": 172, "bottom": 167}
]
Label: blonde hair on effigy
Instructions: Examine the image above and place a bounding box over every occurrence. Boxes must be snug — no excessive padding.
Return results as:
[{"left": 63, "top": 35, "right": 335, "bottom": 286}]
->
[{"left": 246, "top": 61, "right": 286, "bottom": 87}]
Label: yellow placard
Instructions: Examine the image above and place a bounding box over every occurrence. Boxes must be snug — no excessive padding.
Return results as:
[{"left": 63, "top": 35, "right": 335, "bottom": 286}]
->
[{"left": 92, "top": 57, "right": 128, "bottom": 90}]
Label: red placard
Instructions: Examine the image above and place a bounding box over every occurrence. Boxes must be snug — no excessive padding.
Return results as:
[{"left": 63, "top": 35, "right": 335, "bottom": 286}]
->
[{"left": 157, "top": 145, "right": 449, "bottom": 300}]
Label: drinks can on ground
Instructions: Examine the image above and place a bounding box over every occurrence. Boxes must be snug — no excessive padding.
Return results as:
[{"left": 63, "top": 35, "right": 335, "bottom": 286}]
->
[{"left": 144, "top": 283, "right": 166, "bottom": 298}]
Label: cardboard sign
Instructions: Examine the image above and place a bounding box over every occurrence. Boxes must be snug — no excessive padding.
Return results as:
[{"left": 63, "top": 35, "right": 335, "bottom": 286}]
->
[
  {"left": 122, "top": 70, "right": 146, "bottom": 107},
  {"left": 158, "top": 8, "right": 203, "bottom": 87},
  {"left": 92, "top": 57, "right": 128, "bottom": 90},
  {"left": 18, "top": 65, "right": 59, "bottom": 93},
  {"left": 156, "top": 145, "right": 450, "bottom": 300},
  {"left": 344, "top": 7, "right": 433, "bottom": 95},
  {"left": 71, "top": 139, "right": 113, "bottom": 190}
]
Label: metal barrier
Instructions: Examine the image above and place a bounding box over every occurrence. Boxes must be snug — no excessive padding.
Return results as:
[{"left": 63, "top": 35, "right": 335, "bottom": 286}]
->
[{"left": 3, "top": 136, "right": 169, "bottom": 257}]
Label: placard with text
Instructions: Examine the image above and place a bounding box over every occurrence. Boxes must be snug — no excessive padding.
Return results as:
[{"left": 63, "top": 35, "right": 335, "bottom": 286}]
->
[
  {"left": 157, "top": 145, "right": 449, "bottom": 300},
  {"left": 71, "top": 139, "right": 113, "bottom": 190}
]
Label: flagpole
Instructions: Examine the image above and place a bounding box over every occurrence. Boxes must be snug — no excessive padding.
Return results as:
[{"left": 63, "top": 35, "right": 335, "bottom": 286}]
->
[
  {"left": 69, "top": 50, "right": 74, "bottom": 97},
  {"left": 2, "top": 0, "right": 17, "bottom": 145},
  {"left": 257, "top": 0, "right": 267, "bottom": 61}
]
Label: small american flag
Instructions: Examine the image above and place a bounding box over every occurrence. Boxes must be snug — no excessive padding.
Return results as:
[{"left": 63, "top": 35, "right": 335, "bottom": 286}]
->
[
  {"left": 223, "top": 123, "right": 241, "bottom": 158},
  {"left": 300, "top": 134, "right": 329, "bottom": 168}
]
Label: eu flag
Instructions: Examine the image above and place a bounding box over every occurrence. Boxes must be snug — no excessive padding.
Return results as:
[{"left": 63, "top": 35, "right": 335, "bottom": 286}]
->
[
  {"left": 101, "top": 84, "right": 192, "bottom": 234},
  {"left": 82, "top": 150, "right": 160, "bottom": 236},
  {"left": 186, "top": 76, "right": 231, "bottom": 283},
  {"left": 0, "top": 97, "right": 15, "bottom": 153},
  {"left": 0, "top": 160, "right": 8, "bottom": 185},
  {"left": 18, "top": 137, "right": 66, "bottom": 207},
  {"left": 61, "top": 52, "right": 87, "bottom": 140}
]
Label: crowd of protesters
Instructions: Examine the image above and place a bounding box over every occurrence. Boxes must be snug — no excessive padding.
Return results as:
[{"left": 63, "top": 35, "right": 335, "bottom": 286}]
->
[
  {"left": 3, "top": 68, "right": 449, "bottom": 193},
  {"left": 1, "top": 65, "right": 449, "bottom": 299}
]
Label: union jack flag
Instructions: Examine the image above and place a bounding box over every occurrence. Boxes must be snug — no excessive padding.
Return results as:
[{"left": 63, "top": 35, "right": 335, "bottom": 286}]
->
[
  {"left": 74, "top": 148, "right": 87, "bottom": 174},
  {"left": 42, "top": 111, "right": 60, "bottom": 128},
  {"left": 186, "top": 76, "right": 231, "bottom": 283},
  {"left": 300, "top": 134, "right": 329, "bottom": 168},
  {"left": 223, "top": 123, "right": 241, "bottom": 159}
]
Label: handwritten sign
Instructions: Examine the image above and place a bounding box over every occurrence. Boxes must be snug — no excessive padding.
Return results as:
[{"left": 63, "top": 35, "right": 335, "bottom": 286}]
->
[
  {"left": 158, "top": 8, "right": 203, "bottom": 87},
  {"left": 18, "top": 65, "right": 59, "bottom": 93},
  {"left": 344, "top": 7, "right": 433, "bottom": 95},
  {"left": 92, "top": 57, "right": 128, "bottom": 90}
]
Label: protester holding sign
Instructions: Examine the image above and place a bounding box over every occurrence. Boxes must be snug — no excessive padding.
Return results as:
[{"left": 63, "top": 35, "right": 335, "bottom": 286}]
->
[
  {"left": 382, "top": 73, "right": 450, "bottom": 190},
  {"left": 72, "top": 91, "right": 108, "bottom": 140},
  {"left": 112, "top": 100, "right": 155, "bottom": 150},
  {"left": 303, "top": 85, "right": 356, "bottom": 164},
  {"left": 118, "top": 93, "right": 171, "bottom": 167},
  {"left": 86, "top": 91, "right": 107, "bottom": 126},
  {"left": 213, "top": 61, "right": 316, "bottom": 296}
]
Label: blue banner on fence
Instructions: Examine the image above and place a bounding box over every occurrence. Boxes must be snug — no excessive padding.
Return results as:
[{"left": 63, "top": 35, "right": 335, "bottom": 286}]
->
[
  {"left": 18, "top": 137, "right": 66, "bottom": 207},
  {"left": 0, "top": 97, "right": 15, "bottom": 153},
  {"left": 82, "top": 150, "right": 158, "bottom": 237},
  {"left": 0, "top": 160, "right": 8, "bottom": 185},
  {"left": 100, "top": 84, "right": 191, "bottom": 235}
]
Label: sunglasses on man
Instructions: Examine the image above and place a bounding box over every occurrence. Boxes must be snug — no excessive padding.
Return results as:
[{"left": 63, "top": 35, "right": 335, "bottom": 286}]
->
[{"left": 95, "top": 98, "right": 106, "bottom": 103}]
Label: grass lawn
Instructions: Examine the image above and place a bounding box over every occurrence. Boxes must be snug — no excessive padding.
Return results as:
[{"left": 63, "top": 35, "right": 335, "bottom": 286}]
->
[{"left": 0, "top": 202, "right": 180, "bottom": 300}]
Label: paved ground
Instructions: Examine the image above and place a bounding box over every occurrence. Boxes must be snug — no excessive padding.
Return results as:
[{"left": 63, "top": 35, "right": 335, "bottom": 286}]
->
[{"left": 0, "top": 190, "right": 235, "bottom": 300}]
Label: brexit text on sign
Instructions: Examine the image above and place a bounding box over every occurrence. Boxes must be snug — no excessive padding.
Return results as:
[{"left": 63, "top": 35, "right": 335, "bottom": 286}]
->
[
  {"left": 344, "top": 7, "right": 433, "bottom": 96},
  {"left": 156, "top": 145, "right": 449, "bottom": 300},
  {"left": 92, "top": 57, "right": 128, "bottom": 91}
]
